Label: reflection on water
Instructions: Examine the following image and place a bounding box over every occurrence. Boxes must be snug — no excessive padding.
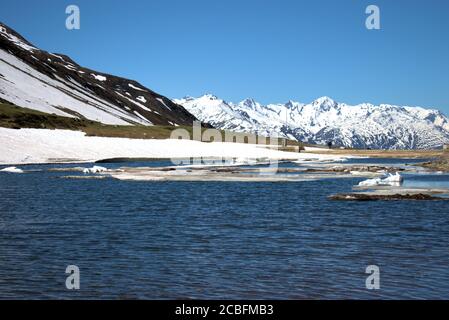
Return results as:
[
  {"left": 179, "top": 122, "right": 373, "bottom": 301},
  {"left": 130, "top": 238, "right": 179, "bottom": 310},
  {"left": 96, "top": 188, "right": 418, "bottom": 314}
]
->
[
  {"left": 0, "top": 159, "right": 449, "bottom": 299},
  {"left": 402, "top": 172, "right": 449, "bottom": 189}
]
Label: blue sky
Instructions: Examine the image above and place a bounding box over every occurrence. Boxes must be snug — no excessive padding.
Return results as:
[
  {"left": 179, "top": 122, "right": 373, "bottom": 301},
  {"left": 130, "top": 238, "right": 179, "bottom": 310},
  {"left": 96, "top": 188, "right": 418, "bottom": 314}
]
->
[{"left": 1, "top": 0, "right": 449, "bottom": 112}]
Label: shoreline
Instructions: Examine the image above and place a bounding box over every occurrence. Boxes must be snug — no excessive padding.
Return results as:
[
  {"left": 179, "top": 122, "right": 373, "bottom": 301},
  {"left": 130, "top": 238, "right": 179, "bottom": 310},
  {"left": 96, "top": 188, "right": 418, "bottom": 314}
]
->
[
  {"left": 302, "top": 148, "right": 443, "bottom": 159},
  {"left": 0, "top": 127, "right": 348, "bottom": 165},
  {"left": 0, "top": 126, "right": 445, "bottom": 167},
  {"left": 0, "top": 152, "right": 442, "bottom": 168}
]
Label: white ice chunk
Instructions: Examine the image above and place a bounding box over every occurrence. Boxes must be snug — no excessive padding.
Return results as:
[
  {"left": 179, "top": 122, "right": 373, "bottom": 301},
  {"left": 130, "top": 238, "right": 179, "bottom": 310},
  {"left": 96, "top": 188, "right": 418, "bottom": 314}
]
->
[
  {"left": 383, "top": 172, "right": 404, "bottom": 183},
  {"left": 358, "top": 172, "right": 403, "bottom": 187},
  {"left": 83, "top": 166, "right": 108, "bottom": 174},
  {"left": 233, "top": 157, "right": 258, "bottom": 165},
  {"left": 0, "top": 166, "right": 24, "bottom": 173}
]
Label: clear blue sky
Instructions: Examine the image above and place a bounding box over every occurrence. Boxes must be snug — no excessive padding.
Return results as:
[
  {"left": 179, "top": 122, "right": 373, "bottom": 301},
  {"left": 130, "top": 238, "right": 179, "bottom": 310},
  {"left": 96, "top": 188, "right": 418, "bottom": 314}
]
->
[{"left": 1, "top": 0, "right": 449, "bottom": 112}]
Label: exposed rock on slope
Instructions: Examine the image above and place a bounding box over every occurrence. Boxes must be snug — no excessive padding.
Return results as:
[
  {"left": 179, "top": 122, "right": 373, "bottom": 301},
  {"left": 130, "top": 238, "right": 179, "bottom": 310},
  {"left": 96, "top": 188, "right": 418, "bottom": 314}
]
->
[{"left": 0, "top": 22, "right": 197, "bottom": 126}]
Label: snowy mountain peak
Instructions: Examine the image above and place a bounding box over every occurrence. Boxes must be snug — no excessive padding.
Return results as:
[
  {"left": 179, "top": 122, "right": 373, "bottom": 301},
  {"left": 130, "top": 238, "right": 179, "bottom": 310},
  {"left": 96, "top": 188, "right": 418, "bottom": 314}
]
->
[
  {"left": 201, "top": 93, "right": 219, "bottom": 100},
  {"left": 177, "top": 94, "right": 449, "bottom": 150},
  {"left": 285, "top": 100, "right": 303, "bottom": 109},
  {"left": 240, "top": 98, "right": 259, "bottom": 109},
  {"left": 312, "top": 96, "right": 337, "bottom": 109}
]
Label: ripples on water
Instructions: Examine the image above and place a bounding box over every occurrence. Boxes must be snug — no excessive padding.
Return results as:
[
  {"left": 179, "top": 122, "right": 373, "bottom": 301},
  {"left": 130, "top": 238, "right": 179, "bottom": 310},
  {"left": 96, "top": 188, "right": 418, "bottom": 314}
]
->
[{"left": 0, "top": 160, "right": 449, "bottom": 299}]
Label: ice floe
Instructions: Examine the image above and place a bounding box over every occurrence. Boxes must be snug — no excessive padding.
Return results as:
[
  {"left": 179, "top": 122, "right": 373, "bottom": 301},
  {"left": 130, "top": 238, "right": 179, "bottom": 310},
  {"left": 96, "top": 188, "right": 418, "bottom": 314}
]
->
[
  {"left": 358, "top": 172, "right": 404, "bottom": 187},
  {"left": 0, "top": 166, "right": 24, "bottom": 173},
  {"left": 82, "top": 166, "right": 108, "bottom": 174},
  {"left": 232, "top": 157, "right": 259, "bottom": 165}
]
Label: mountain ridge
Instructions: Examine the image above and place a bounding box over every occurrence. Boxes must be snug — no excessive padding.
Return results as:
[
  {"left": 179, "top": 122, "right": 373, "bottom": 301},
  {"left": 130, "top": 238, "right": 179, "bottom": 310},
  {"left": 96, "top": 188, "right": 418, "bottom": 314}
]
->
[
  {"left": 175, "top": 94, "right": 449, "bottom": 150},
  {"left": 0, "top": 22, "right": 198, "bottom": 126}
]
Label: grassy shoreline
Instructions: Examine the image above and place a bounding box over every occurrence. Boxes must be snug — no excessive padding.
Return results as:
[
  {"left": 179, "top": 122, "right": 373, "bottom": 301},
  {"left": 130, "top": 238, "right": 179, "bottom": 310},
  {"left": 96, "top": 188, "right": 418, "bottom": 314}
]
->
[
  {"left": 0, "top": 102, "right": 306, "bottom": 166},
  {"left": 0, "top": 102, "right": 302, "bottom": 146},
  {"left": 304, "top": 148, "right": 443, "bottom": 159},
  {"left": 420, "top": 150, "right": 449, "bottom": 171}
]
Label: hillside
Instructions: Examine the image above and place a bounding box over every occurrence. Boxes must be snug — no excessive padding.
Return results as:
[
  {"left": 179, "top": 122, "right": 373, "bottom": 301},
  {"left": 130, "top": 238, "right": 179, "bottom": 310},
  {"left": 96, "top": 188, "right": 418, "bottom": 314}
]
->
[{"left": 0, "top": 22, "right": 197, "bottom": 126}]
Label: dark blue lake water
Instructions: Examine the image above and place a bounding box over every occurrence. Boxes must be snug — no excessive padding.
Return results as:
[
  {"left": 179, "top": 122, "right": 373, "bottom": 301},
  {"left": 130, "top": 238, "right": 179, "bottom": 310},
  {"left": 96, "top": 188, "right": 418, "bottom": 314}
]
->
[{"left": 1, "top": 160, "right": 449, "bottom": 299}]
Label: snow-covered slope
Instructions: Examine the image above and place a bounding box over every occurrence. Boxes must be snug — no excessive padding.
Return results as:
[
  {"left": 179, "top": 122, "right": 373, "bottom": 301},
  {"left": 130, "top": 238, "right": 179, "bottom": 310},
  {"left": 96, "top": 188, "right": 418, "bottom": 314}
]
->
[
  {"left": 0, "top": 22, "right": 196, "bottom": 126},
  {"left": 0, "top": 127, "right": 345, "bottom": 165},
  {"left": 175, "top": 95, "right": 449, "bottom": 150}
]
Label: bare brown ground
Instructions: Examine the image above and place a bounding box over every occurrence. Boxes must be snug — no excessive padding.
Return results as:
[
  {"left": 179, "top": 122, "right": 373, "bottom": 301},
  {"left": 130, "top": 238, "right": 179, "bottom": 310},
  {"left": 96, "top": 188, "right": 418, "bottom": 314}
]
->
[
  {"left": 304, "top": 148, "right": 443, "bottom": 159},
  {"left": 421, "top": 149, "right": 449, "bottom": 171}
]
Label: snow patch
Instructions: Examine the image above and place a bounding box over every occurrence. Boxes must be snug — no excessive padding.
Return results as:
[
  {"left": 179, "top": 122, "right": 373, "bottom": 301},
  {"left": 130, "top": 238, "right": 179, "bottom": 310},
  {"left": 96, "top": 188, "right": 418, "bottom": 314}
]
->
[
  {"left": 128, "top": 83, "right": 146, "bottom": 91},
  {"left": 157, "top": 98, "right": 172, "bottom": 110},
  {"left": 115, "top": 91, "right": 153, "bottom": 114},
  {"left": 136, "top": 96, "right": 147, "bottom": 103},
  {"left": 49, "top": 53, "right": 65, "bottom": 61},
  {"left": 0, "top": 27, "right": 37, "bottom": 52},
  {"left": 91, "top": 74, "right": 107, "bottom": 82},
  {"left": 134, "top": 111, "right": 151, "bottom": 123}
]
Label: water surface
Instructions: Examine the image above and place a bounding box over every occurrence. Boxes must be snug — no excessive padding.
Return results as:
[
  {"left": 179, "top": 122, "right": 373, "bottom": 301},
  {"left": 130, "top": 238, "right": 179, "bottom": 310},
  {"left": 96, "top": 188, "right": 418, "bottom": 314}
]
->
[{"left": 1, "top": 159, "right": 448, "bottom": 299}]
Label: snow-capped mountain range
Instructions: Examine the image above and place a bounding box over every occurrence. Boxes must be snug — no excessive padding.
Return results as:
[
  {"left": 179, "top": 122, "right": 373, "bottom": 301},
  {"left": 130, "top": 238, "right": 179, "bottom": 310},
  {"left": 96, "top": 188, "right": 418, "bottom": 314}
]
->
[
  {"left": 0, "top": 22, "right": 196, "bottom": 126},
  {"left": 2, "top": 22, "right": 448, "bottom": 150},
  {"left": 175, "top": 94, "right": 449, "bottom": 149}
]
